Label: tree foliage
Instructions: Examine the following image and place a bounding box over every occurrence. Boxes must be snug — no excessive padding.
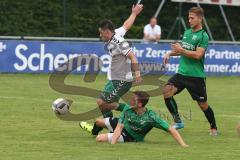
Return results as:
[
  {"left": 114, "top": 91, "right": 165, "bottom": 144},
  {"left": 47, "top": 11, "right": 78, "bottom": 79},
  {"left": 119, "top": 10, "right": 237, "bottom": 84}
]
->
[{"left": 0, "top": 0, "right": 239, "bottom": 40}]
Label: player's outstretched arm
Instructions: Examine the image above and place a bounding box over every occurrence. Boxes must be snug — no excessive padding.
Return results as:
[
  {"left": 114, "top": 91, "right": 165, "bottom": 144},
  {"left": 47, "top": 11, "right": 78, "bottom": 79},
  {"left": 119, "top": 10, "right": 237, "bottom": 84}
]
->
[
  {"left": 168, "top": 127, "right": 189, "bottom": 147},
  {"left": 123, "top": 4, "right": 143, "bottom": 31},
  {"left": 111, "top": 123, "right": 124, "bottom": 144}
]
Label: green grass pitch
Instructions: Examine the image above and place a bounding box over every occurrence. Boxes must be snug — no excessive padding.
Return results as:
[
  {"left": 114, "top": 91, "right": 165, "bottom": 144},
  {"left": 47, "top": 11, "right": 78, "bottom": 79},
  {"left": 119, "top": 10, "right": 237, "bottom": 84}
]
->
[{"left": 0, "top": 74, "right": 239, "bottom": 160}]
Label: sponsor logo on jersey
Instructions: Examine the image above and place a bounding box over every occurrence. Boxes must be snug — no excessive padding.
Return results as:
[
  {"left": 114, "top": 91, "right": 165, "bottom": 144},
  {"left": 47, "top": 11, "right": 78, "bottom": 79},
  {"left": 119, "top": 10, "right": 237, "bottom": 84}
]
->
[
  {"left": 182, "top": 41, "right": 195, "bottom": 50},
  {"left": 192, "top": 35, "right": 197, "bottom": 41}
]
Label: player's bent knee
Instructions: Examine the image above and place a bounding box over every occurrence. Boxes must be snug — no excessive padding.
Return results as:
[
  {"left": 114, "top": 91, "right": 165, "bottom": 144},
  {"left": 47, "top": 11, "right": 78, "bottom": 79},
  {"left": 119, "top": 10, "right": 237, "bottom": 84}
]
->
[
  {"left": 163, "top": 93, "right": 171, "bottom": 99},
  {"left": 96, "top": 99, "right": 104, "bottom": 107},
  {"left": 198, "top": 102, "right": 209, "bottom": 111},
  {"left": 96, "top": 134, "right": 107, "bottom": 142},
  {"left": 163, "top": 85, "right": 176, "bottom": 98},
  {"left": 96, "top": 135, "right": 102, "bottom": 142}
]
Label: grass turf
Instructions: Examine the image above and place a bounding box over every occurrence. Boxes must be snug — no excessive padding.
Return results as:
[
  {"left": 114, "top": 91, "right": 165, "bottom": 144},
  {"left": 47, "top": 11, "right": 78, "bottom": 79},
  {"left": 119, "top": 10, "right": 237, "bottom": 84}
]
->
[{"left": 0, "top": 73, "right": 239, "bottom": 160}]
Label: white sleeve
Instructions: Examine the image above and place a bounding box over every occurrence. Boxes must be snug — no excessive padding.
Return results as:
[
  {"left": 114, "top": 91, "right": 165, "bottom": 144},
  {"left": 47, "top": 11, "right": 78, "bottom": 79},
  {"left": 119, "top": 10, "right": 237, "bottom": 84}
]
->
[
  {"left": 157, "top": 25, "right": 161, "bottom": 35},
  {"left": 114, "top": 26, "right": 127, "bottom": 37},
  {"left": 144, "top": 25, "right": 148, "bottom": 34}
]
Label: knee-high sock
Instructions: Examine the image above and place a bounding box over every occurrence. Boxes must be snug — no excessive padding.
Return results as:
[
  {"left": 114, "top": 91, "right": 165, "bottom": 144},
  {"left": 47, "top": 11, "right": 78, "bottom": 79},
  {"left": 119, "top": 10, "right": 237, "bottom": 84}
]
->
[
  {"left": 92, "top": 110, "right": 113, "bottom": 135},
  {"left": 203, "top": 106, "right": 217, "bottom": 129},
  {"left": 92, "top": 122, "right": 103, "bottom": 135},
  {"left": 164, "top": 97, "right": 182, "bottom": 123}
]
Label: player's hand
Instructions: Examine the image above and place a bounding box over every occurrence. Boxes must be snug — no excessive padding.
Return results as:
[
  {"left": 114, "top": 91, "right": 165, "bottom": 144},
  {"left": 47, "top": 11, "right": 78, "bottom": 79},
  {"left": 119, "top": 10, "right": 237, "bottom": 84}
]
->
[
  {"left": 163, "top": 53, "right": 170, "bottom": 65},
  {"left": 135, "top": 71, "right": 142, "bottom": 83},
  {"left": 171, "top": 43, "right": 184, "bottom": 53},
  {"left": 132, "top": 4, "right": 143, "bottom": 16},
  {"left": 135, "top": 75, "right": 142, "bottom": 84}
]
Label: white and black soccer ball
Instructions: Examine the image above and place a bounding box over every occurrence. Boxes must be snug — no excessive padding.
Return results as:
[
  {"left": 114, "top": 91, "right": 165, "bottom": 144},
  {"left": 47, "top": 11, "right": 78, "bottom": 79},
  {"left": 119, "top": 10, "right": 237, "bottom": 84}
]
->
[{"left": 52, "top": 98, "right": 70, "bottom": 115}]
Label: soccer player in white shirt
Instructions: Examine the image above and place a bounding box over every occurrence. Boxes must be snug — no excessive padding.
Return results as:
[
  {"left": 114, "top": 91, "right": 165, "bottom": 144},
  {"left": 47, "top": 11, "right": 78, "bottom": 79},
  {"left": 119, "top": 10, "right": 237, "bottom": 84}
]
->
[{"left": 80, "top": 4, "right": 143, "bottom": 135}]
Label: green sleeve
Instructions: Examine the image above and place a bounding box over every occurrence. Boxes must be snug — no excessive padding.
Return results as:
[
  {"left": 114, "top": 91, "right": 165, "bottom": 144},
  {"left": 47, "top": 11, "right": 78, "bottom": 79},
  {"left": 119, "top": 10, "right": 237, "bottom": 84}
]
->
[
  {"left": 198, "top": 32, "right": 209, "bottom": 49},
  {"left": 116, "top": 103, "right": 130, "bottom": 112},
  {"left": 118, "top": 112, "right": 125, "bottom": 124},
  {"left": 118, "top": 106, "right": 130, "bottom": 124},
  {"left": 149, "top": 110, "right": 170, "bottom": 132}
]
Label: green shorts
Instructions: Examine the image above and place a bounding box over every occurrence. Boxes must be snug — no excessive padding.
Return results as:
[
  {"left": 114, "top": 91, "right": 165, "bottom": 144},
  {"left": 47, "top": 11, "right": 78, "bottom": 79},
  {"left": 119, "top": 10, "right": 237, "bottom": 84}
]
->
[{"left": 99, "top": 80, "right": 132, "bottom": 103}]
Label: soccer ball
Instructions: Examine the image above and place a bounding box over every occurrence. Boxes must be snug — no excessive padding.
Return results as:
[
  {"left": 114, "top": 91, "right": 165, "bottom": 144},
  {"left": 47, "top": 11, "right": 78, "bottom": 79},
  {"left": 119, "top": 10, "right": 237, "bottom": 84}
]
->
[{"left": 52, "top": 98, "right": 70, "bottom": 115}]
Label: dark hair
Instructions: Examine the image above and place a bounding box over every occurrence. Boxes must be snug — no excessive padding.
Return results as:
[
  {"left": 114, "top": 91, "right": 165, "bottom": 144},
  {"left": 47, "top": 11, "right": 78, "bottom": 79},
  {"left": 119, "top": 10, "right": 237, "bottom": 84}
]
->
[
  {"left": 98, "top": 19, "right": 114, "bottom": 32},
  {"left": 134, "top": 91, "right": 150, "bottom": 107},
  {"left": 189, "top": 7, "right": 204, "bottom": 17}
]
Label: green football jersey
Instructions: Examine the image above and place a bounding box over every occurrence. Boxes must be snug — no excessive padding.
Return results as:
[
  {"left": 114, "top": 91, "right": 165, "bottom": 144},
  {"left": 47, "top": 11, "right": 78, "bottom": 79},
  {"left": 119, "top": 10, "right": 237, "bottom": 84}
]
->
[
  {"left": 117, "top": 103, "right": 170, "bottom": 142},
  {"left": 178, "top": 28, "right": 209, "bottom": 78}
]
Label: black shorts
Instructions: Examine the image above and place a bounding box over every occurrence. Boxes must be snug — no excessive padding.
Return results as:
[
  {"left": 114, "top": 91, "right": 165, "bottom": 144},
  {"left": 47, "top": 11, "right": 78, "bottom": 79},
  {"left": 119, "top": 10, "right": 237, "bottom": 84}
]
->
[
  {"left": 168, "top": 73, "right": 207, "bottom": 102},
  {"left": 106, "top": 117, "right": 136, "bottom": 142}
]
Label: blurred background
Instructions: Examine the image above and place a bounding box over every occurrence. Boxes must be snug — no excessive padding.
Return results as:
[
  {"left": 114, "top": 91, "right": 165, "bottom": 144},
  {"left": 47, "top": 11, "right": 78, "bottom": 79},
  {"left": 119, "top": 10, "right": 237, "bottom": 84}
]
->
[
  {"left": 0, "top": 1, "right": 240, "bottom": 160},
  {"left": 0, "top": 0, "right": 239, "bottom": 41}
]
